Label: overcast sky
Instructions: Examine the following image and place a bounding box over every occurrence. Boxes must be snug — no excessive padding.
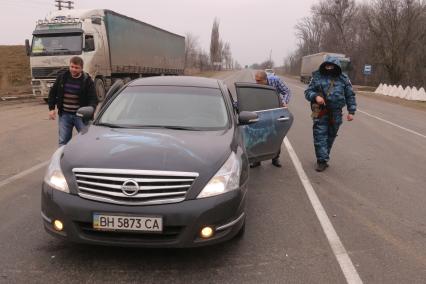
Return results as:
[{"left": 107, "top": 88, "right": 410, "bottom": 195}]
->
[{"left": 0, "top": 0, "right": 318, "bottom": 66}]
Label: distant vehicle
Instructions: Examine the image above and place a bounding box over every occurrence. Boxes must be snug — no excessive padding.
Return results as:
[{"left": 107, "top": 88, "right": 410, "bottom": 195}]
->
[
  {"left": 300, "top": 52, "right": 351, "bottom": 84},
  {"left": 264, "top": 69, "right": 275, "bottom": 76},
  {"left": 25, "top": 9, "right": 185, "bottom": 101},
  {"left": 41, "top": 76, "right": 294, "bottom": 247}
]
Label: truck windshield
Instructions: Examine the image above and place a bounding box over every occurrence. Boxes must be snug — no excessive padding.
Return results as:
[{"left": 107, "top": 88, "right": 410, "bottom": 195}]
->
[
  {"left": 98, "top": 86, "right": 229, "bottom": 131},
  {"left": 31, "top": 34, "right": 82, "bottom": 56}
]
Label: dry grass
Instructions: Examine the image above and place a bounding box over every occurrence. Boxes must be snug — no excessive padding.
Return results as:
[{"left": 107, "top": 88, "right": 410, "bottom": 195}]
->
[{"left": 0, "top": 45, "right": 31, "bottom": 96}]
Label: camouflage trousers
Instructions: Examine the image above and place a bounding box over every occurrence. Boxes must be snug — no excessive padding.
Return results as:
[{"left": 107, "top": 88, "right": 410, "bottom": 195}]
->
[{"left": 312, "top": 110, "right": 343, "bottom": 162}]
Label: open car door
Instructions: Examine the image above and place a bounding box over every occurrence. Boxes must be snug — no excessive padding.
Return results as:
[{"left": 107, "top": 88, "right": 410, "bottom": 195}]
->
[{"left": 235, "top": 82, "right": 294, "bottom": 163}]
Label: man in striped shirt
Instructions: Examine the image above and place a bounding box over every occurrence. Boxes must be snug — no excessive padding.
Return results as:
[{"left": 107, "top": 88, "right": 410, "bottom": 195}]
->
[
  {"left": 251, "top": 70, "right": 292, "bottom": 168},
  {"left": 48, "top": 56, "right": 98, "bottom": 146}
]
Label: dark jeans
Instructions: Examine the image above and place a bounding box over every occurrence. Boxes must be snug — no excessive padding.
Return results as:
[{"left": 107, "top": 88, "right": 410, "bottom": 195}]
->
[{"left": 58, "top": 112, "right": 85, "bottom": 146}]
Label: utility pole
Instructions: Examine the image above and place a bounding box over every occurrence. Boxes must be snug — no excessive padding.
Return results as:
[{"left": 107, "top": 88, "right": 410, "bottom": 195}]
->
[{"left": 55, "top": 0, "right": 74, "bottom": 10}]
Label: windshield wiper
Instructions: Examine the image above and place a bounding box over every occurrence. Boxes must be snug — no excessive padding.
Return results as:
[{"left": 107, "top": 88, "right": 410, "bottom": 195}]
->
[
  {"left": 53, "top": 48, "right": 71, "bottom": 51},
  {"left": 161, "top": 126, "right": 201, "bottom": 131},
  {"left": 96, "top": 122, "right": 126, "bottom": 128},
  {"left": 129, "top": 125, "right": 201, "bottom": 131}
]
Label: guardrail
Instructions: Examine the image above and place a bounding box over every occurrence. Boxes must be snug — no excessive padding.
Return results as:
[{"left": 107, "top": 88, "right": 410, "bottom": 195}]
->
[{"left": 374, "top": 84, "right": 426, "bottom": 101}]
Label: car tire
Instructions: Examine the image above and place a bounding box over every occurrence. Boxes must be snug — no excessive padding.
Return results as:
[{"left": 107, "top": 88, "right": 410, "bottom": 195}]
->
[{"left": 95, "top": 78, "right": 105, "bottom": 102}]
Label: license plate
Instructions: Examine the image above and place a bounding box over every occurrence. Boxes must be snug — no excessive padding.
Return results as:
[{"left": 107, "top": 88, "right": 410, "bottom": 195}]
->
[{"left": 93, "top": 214, "right": 163, "bottom": 232}]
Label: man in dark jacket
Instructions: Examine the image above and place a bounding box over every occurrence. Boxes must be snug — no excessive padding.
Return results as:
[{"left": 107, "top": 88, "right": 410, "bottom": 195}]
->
[
  {"left": 304, "top": 57, "right": 356, "bottom": 172},
  {"left": 48, "top": 56, "right": 98, "bottom": 146}
]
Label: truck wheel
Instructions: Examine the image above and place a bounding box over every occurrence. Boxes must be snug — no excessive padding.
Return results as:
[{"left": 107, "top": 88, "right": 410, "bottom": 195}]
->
[{"left": 95, "top": 78, "right": 105, "bottom": 102}]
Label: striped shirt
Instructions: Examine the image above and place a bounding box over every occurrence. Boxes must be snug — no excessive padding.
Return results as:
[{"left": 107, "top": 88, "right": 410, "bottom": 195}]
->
[
  {"left": 63, "top": 75, "right": 83, "bottom": 113},
  {"left": 267, "top": 74, "right": 292, "bottom": 105}
]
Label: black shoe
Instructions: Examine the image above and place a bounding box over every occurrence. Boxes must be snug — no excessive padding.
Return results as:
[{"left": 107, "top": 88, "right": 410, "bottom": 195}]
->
[
  {"left": 315, "top": 161, "right": 328, "bottom": 172},
  {"left": 272, "top": 158, "right": 282, "bottom": 168},
  {"left": 250, "top": 162, "right": 261, "bottom": 168}
]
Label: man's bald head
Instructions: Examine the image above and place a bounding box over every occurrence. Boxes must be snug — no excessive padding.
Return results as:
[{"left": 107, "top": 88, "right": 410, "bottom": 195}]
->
[{"left": 255, "top": 71, "right": 268, "bottom": 85}]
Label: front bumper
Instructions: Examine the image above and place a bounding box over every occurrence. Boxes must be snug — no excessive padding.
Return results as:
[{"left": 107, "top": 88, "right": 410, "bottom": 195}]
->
[
  {"left": 31, "top": 79, "right": 55, "bottom": 98},
  {"left": 41, "top": 182, "right": 247, "bottom": 247}
]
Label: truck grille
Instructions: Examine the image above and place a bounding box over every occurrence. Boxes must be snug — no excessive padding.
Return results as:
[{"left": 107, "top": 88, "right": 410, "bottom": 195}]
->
[
  {"left": 72, "top": 168, "right": 199, "bottom": 206},
  {"left": 32, "top": 66, "right": 68, "bottom": 79}
]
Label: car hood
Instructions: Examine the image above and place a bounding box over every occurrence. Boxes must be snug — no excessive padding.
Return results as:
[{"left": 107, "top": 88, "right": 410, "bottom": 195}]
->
[{"left": 61, "top": 125, "right": 234, "bottom": 195}]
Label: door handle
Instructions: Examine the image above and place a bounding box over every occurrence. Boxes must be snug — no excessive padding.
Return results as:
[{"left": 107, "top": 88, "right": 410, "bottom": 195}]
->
[{"left": 277, "top": 117, "right": 290, "bottom": 121}]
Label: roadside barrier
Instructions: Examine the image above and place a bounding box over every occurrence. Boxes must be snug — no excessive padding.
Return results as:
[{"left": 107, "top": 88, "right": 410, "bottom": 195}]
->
[{"left": 375, "top": 84, "right": 426, "bottom": 101}]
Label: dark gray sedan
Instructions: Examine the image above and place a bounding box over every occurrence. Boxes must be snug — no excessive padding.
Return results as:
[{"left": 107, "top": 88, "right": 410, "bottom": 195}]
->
[{"left": 41, "top": 76, "right": 293, "bottom": 247}]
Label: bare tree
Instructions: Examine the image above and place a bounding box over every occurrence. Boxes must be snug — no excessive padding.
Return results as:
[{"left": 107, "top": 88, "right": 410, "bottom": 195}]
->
[
  {"left": 285, "top": 0, "right": 426, "bottom": 87},
  {"left": 364, "top": 0, "right": 426, "bottom": 84},
  {"left": 222, "top": 42, "right": 233, "bottom": 69},
  {"left": 295, "top": 16, "right": 324, "bottom": 54},
  {"left": 197, "top": 49, "right": 210, "bottom": 71},
  {"left": 210, "top": 18, "right": 221, "bottom": 70},
  {"left": 313, "top": 0, "right": 358, "bottom": 53},
  {"left": 184, "top": 32, "right": 199, "bottom": 70}
]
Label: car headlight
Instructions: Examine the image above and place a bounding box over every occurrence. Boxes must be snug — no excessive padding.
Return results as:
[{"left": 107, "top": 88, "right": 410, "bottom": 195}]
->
[
  {"left": 197, "top": 152, "right": 241, "bottom": 199},
  {"left": 44, "top": 146, "right": 69, "bottom": 193}
]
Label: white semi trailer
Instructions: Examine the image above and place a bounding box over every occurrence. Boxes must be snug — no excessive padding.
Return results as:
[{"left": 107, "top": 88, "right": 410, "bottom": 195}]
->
[
  {"left": 300, "top": 52, "right": 351, "bottom": 84},
  {"left": 25, "top": 9, "right": 185, "bottom": 101}
]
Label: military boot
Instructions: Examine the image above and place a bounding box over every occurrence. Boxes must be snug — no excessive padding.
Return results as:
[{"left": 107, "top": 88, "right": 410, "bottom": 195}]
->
[{"left": 315, "top": 161, "right": 329, "bottom": 172}]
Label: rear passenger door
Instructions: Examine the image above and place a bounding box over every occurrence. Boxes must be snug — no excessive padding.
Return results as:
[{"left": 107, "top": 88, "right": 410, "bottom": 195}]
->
[{"left": 235, "top": 83, "right": 294, "bottom": 163}]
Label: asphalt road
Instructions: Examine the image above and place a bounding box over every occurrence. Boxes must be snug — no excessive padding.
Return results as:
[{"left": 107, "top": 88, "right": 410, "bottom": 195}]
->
[{"left": 0, "top": 70, "right": 425, "bottom": 283}]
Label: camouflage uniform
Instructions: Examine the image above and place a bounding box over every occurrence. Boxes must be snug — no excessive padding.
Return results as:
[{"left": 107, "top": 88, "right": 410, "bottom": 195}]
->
[{"left": 304, "top": 57, "right": 356, "bottom": 163}]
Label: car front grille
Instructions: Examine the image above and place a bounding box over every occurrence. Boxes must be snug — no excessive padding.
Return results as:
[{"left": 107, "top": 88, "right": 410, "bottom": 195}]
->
[
  {"left": 72, "top": 168, "right": 199, "bottom": 206},
  {"left": 32, "top": 66, "right": 68, "bottom": 78}
]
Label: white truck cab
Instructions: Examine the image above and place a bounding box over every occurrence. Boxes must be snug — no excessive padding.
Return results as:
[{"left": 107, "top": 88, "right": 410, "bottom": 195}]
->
[{"left": 26, "top": 9, "right": 185, "bottom": 101}]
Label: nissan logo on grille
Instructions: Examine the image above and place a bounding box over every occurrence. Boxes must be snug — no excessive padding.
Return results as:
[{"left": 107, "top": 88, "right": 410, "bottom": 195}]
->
[{"left": 121, "top": 180, "right": 139, "bottom": 196}]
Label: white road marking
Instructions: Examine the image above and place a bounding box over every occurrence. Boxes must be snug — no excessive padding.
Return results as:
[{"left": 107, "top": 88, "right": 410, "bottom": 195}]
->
[
  {"left": 288, "top": 83, "right": 426, "bottom": 140},
  {"left": 283, "top": 137, "right": 363, "bottom": 284},
  {"left": 357, "top": 110, "right": 426, "bottom": 139},
  {"left": 0, "top": 161, "right": 49, "bottom": 189}
]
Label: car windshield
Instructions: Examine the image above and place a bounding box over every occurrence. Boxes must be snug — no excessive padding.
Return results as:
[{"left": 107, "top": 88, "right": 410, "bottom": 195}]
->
[
  {"left": 265, "top": 69, "right": 273, "bottom": 73},
  {"left": 98, "top": 86, "right": 229, "bottom": 130},
  {"left": 31, "top": 34, "right": 82, "bottom": 56}
]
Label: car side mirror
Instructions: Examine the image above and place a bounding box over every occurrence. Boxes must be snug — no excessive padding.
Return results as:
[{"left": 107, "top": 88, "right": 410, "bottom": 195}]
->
[
  {"left": 238, "top": 111, "right": 259, "bottom": 125},
  {"left": 76, "top": 106, "right": 95, "bottom": 123},
  {"left": 25, "top": 39, "right": 31, "bottom": 56}
]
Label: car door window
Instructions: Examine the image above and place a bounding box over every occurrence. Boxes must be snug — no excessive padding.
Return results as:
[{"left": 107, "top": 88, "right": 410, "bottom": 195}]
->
[
  {"left": 235, "top": 83, "right": 293, "bottom": 163},
  {"left": 236, "top": 87, "right": 281, "bottom": 112}
]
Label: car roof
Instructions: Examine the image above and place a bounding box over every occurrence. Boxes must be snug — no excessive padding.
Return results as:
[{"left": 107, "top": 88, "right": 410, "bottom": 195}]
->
[{"left": 128, "top": 76, "right": 221, "bottom": 89}]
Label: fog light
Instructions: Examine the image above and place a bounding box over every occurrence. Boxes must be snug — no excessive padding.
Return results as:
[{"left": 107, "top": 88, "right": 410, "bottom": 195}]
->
[
  {"left": 53, "top": 220, "right": 64, "bottom": 231},
  {"left": 200, "top": 226, "right": 214, "bottom": 239}
]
